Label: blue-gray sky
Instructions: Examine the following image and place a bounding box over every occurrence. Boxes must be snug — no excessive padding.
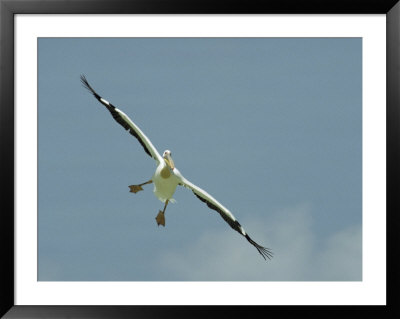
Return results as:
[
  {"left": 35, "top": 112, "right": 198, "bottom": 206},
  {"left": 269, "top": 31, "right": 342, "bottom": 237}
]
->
[{"left": 38, "top": 38, "right": 361, "bottom": 281}]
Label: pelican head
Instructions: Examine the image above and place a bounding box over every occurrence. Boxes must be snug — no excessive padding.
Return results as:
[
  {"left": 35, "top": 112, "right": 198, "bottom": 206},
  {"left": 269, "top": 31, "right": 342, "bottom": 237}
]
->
[{"left": 163, "top": 150, "right": 175, "bottom": 170}]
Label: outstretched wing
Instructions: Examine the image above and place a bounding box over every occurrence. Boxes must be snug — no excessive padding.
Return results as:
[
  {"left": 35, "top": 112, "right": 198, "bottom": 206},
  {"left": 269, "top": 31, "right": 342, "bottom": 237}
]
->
[
  {"left": 178, "top": 175, "right": 273, "bottom": 260},
  {"left": 80, "top": 75, "right": 163, "bottom": 164}
]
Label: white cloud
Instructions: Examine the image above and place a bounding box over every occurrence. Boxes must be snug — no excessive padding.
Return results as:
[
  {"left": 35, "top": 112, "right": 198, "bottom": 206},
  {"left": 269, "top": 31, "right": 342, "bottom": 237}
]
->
[
  {"left": 159, "top": 202, "right": 362, "bottom": 281},
  {"left": 310, "top": 224, "right": 362, "bottom": 281}
]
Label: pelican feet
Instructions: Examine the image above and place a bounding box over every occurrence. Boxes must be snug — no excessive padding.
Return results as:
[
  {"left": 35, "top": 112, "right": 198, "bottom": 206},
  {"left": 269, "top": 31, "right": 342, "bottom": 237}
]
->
[
  {"left": 129, "top": 185, "right": 144, "bottom": 193},
  {"left": 155, "top": 211, "right": 165, "bottom": 227},
  {"left": 129, "top": 180, "right": 153, "bottom": 193}
]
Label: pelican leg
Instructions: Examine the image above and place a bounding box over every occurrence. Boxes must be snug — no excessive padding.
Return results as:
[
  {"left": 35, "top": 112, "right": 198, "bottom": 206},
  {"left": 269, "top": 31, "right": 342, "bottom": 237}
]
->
[
  {"left": 155, "top": 200, "right": 169, "bottom": 227},
  {"left": 129, "top": 180, "right": 152, "bottom": 193}
]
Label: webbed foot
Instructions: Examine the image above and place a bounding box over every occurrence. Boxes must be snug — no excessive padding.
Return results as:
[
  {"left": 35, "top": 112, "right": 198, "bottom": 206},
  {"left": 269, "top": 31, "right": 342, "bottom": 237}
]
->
[
  {"left": 155, "top": 211, "right": 165, "bottom": 227},
  {"left": 129, "top": 185, "right": 144, "bottom": 193}
]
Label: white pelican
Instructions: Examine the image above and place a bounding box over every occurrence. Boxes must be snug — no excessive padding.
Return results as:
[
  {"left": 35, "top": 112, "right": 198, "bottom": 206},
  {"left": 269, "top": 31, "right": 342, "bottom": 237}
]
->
[{"left": 81, "top": 75, "right": 273, "bottom": 260}]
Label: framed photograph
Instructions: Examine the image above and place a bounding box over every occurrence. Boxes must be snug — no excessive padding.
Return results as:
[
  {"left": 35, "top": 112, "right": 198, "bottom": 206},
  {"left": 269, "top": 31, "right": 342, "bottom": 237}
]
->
[{"left": 1, "top": 0, "right": 398, "bottom": 318}]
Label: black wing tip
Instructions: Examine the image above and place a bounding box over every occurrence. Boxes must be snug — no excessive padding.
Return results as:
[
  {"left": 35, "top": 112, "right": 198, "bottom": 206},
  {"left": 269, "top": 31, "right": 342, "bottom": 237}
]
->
[
  {"left": 80, "top": 74, "right": 101, "bottom": 100},
  {"left": 245, "top": 234, "right": 273, "bottom": 261},
  {"left": 80, "top": 74, "right": 90, "bottom": 89}
]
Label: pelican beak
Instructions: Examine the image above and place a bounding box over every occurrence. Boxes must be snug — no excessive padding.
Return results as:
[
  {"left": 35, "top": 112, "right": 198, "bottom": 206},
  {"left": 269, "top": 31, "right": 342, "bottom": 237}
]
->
[{"left": 164, "top": 154, "right": 175, "bottom": 170}]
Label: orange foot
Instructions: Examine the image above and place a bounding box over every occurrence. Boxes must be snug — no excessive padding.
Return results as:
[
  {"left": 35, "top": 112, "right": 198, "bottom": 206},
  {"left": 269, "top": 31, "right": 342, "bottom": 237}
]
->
[
  {"left": 155, "top": 211, "right": 165, "bottom": 227},
  {"left": 129, "top": 185, "right": 143, "bottom": 193}
]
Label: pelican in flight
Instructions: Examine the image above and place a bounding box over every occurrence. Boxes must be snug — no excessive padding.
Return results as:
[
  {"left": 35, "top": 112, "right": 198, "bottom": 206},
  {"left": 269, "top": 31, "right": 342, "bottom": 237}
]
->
[{"left": 80, "top": 75, "right": 272, "bottom": 260}]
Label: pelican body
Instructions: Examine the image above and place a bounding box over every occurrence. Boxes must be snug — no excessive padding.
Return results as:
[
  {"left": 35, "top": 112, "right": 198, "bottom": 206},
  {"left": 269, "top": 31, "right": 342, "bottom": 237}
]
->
[
  {"left": 153, "top": 151, "right": 179, "bottom": 203},
  {"left": 81, "top": 75, "right": 273, "bottom": 261}
]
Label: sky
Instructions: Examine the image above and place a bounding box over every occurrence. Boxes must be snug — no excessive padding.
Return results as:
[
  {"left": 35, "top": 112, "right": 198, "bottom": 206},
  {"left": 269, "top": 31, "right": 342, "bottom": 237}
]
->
[{"left": 38, "top": 37, "right": 362, "bottom": 281}]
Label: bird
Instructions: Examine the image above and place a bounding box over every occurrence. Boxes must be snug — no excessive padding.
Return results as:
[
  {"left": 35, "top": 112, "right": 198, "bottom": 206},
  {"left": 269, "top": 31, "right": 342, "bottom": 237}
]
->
[{"left": 80, "top": 75, "right": 273, "bottom": 261}]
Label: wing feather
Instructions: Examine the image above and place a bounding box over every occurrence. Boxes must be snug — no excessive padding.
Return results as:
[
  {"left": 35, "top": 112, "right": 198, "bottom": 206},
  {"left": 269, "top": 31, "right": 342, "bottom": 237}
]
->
[
  {"left": 178, "top": 177, "right": 273, "bottom": 260},
  {"left": 80, "top": 75, "right": 162, "bottom": 164}
]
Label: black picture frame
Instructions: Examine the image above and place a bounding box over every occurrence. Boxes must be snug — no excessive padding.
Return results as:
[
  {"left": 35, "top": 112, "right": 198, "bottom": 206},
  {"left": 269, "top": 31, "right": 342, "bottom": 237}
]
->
[{"left": 1, "top": 0, "right": 399, "bottom": 318}]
